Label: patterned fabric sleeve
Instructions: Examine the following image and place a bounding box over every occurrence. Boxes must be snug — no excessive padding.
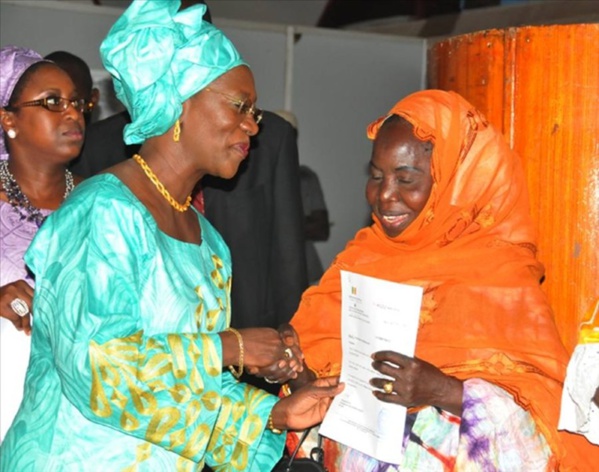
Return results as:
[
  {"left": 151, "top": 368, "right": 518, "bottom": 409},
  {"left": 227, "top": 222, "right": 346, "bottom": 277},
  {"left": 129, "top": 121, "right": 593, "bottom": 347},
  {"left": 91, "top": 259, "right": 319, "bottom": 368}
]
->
[
  {"left": 87, "top": 331, "right": 282, "bottom": 468},
  {"left": 24, "top": 182, "right": 285, "bottom": 469}
]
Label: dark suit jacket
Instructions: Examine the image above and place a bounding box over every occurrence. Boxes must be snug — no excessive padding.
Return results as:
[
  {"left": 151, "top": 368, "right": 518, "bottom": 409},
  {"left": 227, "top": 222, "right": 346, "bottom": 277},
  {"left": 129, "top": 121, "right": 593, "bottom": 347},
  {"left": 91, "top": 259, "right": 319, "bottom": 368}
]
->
[
  {"left": 70, "top": 110, "right": 134, "bottom": 177},
  {"left": 72, "top": 110, "right": 308, "bottom": 330}
]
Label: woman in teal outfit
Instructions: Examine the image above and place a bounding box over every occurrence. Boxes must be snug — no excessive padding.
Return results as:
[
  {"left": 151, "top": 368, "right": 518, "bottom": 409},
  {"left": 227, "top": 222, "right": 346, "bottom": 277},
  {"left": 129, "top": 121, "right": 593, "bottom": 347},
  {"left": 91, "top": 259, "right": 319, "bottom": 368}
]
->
[{"left": 0, "top": 1, "right": 342, "bottom": 471}]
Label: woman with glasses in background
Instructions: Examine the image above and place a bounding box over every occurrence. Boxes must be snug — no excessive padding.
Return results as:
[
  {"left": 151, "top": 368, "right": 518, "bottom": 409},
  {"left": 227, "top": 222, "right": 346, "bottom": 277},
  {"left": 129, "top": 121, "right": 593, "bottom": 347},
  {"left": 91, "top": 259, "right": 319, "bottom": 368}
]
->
[
  {"left": 0, "top": 45, "right": 86, "bottom": 442},
  {"left": 0, "top": 1, "right": 342, "bottom": 470}
]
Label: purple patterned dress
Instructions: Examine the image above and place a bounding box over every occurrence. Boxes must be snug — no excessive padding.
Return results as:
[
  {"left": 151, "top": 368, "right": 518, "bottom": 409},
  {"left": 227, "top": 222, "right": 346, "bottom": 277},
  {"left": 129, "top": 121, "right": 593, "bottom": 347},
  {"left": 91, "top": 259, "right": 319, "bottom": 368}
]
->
[{"left": 0, "top": 200, "right": 51, "bottom": 441}]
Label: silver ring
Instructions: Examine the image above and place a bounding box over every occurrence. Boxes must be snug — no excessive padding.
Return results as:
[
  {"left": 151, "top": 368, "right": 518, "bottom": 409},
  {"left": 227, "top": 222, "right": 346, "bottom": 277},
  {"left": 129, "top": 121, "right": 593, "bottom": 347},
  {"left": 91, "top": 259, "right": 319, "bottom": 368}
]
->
[
  {"left": 284, "top": 348, "right": 293, "bottom": 359},
  {"left": 10, "top": 298, "right": 29, "bottom": 317},
  {"left": 264, "top": 377, "right": 279, "bottom": 384}
]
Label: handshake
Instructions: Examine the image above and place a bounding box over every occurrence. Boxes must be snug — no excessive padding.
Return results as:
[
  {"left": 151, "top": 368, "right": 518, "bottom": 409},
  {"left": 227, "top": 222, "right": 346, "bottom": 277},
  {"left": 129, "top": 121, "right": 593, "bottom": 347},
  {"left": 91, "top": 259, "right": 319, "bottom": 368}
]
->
[{"left": 221, "top": 323, "right": 343, "bottom": 433}]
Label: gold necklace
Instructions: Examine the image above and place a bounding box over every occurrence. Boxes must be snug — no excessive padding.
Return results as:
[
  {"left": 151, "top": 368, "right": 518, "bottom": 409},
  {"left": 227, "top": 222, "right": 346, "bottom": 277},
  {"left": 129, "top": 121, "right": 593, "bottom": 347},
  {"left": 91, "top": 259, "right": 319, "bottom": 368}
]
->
[{"left": 132, "top": 154, "right": 192, "bottom": 212}]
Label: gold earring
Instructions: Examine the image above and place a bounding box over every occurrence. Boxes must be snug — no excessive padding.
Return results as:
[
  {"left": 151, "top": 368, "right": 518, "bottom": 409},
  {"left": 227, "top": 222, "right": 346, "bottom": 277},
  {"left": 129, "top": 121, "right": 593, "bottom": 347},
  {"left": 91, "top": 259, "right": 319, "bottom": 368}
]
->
[
  {"left": 173, "top": 119, "right": 181, "bottom": 142},
  {"left": 7, "top": 129, "right": 17, "bottom": 139}
]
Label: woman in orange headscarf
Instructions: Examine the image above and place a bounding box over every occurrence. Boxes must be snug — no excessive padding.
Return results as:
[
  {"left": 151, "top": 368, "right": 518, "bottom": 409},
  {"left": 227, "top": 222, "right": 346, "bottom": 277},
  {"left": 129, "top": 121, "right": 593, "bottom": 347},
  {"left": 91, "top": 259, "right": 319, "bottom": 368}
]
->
[{"left": 278, "top": 90, "right": 595, "bottom": 470}]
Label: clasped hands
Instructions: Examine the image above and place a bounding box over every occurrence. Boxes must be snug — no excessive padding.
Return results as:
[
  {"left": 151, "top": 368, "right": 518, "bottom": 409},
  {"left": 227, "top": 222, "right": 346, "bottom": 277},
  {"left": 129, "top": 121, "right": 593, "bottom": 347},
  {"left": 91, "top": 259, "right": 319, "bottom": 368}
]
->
[
  {"left": 237, "top": 324, "right": 343, "bottom": 432},
  {"left": 239, "top": 324, "right": 304, "bottom": 384}
]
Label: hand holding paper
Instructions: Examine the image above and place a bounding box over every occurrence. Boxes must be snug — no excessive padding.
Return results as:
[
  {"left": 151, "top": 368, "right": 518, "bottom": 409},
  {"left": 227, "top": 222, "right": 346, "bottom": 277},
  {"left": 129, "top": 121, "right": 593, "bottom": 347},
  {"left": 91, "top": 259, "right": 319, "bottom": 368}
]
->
[
  {"left": 318, "top": 271, "right": 423, "bottom": 464},
  {"left": 370, "top": 351, "right": 464, "bottom": 417}
]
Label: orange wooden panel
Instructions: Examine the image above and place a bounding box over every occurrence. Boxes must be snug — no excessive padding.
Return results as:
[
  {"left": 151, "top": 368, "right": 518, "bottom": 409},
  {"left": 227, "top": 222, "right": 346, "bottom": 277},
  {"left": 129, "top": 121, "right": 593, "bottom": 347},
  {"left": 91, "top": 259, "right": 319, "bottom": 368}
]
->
[
  {"left": 428, "top": 29, "right": 509, "bottom": 134},
  {"left": 428, "top": 24, "right": 599, "bottom": 352}
]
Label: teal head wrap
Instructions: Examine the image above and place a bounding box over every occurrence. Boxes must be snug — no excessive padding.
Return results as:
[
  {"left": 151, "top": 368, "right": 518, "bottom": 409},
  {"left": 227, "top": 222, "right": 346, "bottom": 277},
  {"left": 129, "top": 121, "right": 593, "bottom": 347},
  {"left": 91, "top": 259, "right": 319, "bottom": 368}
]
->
[{"left": 100, "top": 0, "right": 246, "bottom": 144}]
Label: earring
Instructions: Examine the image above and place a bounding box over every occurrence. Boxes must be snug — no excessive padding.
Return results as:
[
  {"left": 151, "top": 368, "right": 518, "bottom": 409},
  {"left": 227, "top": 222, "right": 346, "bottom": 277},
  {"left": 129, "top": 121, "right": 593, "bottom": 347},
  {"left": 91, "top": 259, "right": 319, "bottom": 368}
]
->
[
  {"left": 7, "top": 129, "right": 16, "bottom": 139},
  {"left": 173, "top": 119, "right": 181, "bottom": 143}
]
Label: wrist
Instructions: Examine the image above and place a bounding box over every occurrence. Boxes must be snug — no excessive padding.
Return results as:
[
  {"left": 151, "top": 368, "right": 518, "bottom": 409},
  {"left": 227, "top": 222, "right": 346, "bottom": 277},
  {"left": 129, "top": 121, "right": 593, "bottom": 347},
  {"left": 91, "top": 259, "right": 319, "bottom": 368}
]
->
[
  {"left": 267, "top": 412, "right": 283, "bottom": 434},
  {"left": 219, "top": 330, "right": 237, "bottom": 365},
  {"left": 268, "top": 403, "right": 286, "bottom": 433},
  {"left": 222, "top": 327, "right": 244, "bottom": 378},
  {"left": 437, "top": 376, "right": 463, "bottom": 416}
]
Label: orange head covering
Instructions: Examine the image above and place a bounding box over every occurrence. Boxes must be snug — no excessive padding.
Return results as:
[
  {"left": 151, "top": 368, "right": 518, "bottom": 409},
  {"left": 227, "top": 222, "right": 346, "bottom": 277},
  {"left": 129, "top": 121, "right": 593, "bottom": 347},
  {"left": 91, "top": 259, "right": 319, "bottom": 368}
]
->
[{"left": 291, "top": 90, "right": 590, "bottom": 468}]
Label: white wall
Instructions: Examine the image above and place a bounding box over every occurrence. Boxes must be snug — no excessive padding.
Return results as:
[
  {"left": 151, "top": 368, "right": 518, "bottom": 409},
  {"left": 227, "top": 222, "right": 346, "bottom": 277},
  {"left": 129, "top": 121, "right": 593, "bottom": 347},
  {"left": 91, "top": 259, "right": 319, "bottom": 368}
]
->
[
  {"left": 0, "top": 0, "right": 426, "bottom": 269},
  {"left": 292, "top": 29, "right": 425, "bottom": 267},
  {"left": 0, "top": 1, "right": 122, "bottom": 69}
]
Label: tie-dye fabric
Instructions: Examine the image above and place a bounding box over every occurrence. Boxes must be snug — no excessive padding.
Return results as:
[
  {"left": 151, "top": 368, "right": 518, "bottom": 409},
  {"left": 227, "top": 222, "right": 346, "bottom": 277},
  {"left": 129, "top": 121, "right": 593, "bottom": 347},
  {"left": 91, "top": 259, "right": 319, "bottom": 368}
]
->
[
  {"left": 291, "top": 379, "right": 551, "bottom": 471},
  {"left": 0, "top": 174, "right": 284, "bottom": 471}
]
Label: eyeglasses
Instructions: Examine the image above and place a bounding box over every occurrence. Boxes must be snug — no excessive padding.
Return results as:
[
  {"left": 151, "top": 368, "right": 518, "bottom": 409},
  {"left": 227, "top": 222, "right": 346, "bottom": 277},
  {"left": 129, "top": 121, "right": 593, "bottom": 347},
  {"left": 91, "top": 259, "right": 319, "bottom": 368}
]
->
[
  {"left": 204, "top": 88, "right": 263, "bottom": 124},
  {"left": 5, "top": 96, "right": 87, "bottom": 114}
]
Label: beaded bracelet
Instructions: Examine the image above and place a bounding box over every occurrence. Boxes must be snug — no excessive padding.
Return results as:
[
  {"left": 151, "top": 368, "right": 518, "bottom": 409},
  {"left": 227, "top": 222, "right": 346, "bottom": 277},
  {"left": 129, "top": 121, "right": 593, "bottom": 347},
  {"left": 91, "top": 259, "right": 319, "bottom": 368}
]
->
[
  {"left": 226, "top": 327, "right": 244, "bottom": 379},
  {"left": 267, "top": 412, "right": 283, "bottom": 435}
]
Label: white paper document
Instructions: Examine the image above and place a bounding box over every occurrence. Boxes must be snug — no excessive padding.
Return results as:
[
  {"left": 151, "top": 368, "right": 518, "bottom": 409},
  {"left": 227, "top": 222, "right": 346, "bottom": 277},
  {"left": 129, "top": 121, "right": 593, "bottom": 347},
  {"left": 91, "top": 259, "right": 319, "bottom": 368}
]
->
[{"left": 319, "top": 271, "right": 423, "bottom": 464}]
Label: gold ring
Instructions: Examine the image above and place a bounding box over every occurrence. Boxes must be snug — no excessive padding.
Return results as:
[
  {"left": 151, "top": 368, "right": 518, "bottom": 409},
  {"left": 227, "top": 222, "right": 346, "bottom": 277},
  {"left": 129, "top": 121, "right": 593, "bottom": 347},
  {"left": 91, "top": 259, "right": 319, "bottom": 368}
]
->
[
  {"left": 383, "top": 381, "right": 393, "bottom": 394},
  {"left": 284, "top": 348, "right": 293, "bottom": 359}
]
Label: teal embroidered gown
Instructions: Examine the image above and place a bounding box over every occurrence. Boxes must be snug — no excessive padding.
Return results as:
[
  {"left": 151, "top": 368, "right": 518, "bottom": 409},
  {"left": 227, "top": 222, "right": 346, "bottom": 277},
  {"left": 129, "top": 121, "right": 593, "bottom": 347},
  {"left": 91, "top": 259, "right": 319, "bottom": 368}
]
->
[{"left": 0, "top": 175, "right": 285, "bottom": 471}]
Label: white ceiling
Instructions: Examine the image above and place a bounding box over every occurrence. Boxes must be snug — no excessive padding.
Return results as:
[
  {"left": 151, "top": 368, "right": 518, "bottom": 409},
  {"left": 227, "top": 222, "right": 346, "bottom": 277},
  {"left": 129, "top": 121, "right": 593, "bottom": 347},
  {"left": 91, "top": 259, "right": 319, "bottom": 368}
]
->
[{"left": 65, "top": 0, "right": 329, "bottom": 27}]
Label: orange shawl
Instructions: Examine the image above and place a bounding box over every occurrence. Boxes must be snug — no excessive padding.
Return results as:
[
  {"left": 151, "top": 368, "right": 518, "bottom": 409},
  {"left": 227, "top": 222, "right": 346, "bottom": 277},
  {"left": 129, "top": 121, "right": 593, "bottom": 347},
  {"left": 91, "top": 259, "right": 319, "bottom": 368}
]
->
[{"left": 291, "top": 90, "right": 594, "bottom": 469}]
